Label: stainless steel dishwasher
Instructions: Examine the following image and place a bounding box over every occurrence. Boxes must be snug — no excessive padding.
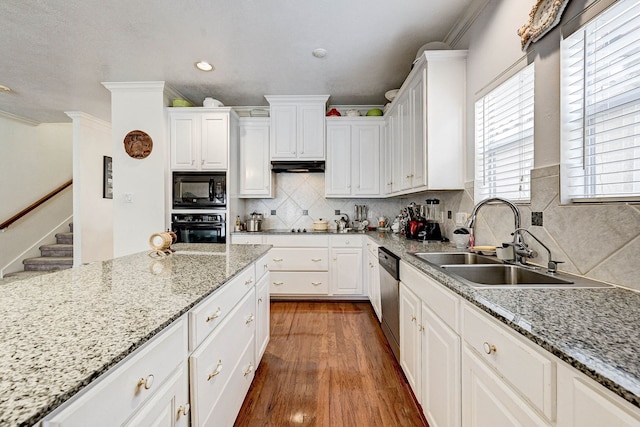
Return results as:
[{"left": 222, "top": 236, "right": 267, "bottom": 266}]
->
[{"left": 378, "top": 247, "right": 400, "bottom": 361}]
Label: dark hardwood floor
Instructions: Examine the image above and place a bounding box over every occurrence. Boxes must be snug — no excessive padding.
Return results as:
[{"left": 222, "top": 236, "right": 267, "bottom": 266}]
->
[{"left": 235, "top": 301, "right": 427, "bottom": 427}]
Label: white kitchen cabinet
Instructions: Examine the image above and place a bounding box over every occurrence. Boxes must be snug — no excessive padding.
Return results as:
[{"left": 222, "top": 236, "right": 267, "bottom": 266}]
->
[
  {"left": 330, "top": 247, "right": 363, "bottom": 295},
  {"left": 255, "top": 269, "right": 270, "bottom": 362},
  {"left": 325, "top": 118, "right": 383, "bottom": 197},
  {"left": 265, "top": 95, "right": 329, "bottom": 160},
  {"left": 462, "top": 344, "right": 550, "bottom": 427},
  {"left": 421, "top": 303, "right": 460, "bottom": 427},
  {"left": 123, "top": 363, "right": 190, "bottom": 427},
  {"left": 384, "top": 51, "right": 467, "bottom": 195},
  {"left": 365, "top": 238, "right": 381, "bottom": 322},
  {"left": 399, "top": 282, "right": 422, "bottom": 401},
  {"left": 557, "top": 362, "right": 640, "bottom": 427},
  {"left": 383, "top": 122, "right": 393, "bottom": 195},
  {"left": 43, "top": 319, "right": 188, "bottom": 427},
  {"left": 231, "top": 234, "right": 264, "bottom": 245},
  {"left": 189, "top": 288, "right": 256, "bottom": 427},
  {"left": 169, "top": 108, "right": 237, "bottom": 171},
  {"left": 239, "top": 117, "right": 272, "bottom": 198}
]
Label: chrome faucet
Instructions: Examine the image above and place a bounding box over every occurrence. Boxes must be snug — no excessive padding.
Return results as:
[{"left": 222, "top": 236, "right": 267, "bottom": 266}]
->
[
  {"left": 511, "top": 228, "right": 563, "bottom": 273},
  {"left": 466, "top": 197, "right": 523, "bottom": 247}
]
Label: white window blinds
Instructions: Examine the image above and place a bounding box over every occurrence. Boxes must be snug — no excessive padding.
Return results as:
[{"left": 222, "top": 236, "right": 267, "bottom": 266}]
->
[
  {"left": 561, "top": 0, "right": 640, "bottom": 202},
  {"left": 474, "top": 64, "right": 535, "bottom": 202}
]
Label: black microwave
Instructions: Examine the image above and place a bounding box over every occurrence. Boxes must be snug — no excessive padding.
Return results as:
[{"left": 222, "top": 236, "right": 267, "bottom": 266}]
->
[{"left": 172, "top": 172, "right": 226, "bottom": 209}]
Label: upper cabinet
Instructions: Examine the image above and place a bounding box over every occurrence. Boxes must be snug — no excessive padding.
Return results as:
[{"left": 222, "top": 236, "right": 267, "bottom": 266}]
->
[
  {"left": 238, "top": 117, "right": 272, "bottom": 198},
  {"left": 169, "top": 108, "right": 238, "bottom": 171},
  {"left": 385, "top": 51, "right": 467, "bottom": 195},
  {"left": 325, "top": 117, "right": 383, "bottom": 198},
  {"left": 265, "top": 95, "right": 329, "bottom": 160}
]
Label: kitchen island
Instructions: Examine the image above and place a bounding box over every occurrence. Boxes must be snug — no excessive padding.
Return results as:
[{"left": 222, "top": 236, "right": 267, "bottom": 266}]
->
[{"left": 0, "top": 243, "right": 270, "bottom": 427}]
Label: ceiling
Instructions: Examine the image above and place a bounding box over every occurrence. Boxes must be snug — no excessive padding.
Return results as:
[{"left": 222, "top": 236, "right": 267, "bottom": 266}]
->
[{"left": 0, "top": 0, "right": 476, "bottom": 123}]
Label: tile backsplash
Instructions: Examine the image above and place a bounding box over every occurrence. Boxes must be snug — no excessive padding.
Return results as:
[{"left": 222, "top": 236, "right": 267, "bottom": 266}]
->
[{"left": 243, "top": 167, "right": 640, "bottom": 291}]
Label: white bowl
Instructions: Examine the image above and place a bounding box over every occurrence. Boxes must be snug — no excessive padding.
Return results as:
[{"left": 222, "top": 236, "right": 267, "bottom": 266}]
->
[
  {"left": 385, "top": 89, "right": 399, "bottom": 102},
  {"left": 203, "top": 97, "right": 223, "bottom": 107}
]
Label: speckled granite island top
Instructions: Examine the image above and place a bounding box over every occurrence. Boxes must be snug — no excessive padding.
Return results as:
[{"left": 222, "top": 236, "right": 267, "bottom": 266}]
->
[
  {"left": 364, "top": 232, "right": 640, "bottom": 409},
  {"left": 0, "top": 243, "right": 270, "bottom": 427}
]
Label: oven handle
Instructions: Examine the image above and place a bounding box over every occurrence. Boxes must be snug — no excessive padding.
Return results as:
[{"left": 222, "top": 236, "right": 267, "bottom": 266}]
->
[{"left": 209, "top": 179, "right": 214, "bottom": 202}]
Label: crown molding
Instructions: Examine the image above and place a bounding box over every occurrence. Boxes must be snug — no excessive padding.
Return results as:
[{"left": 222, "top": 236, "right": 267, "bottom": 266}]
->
[
  {"left": 445, "top": 0, "right": 492, "bottom": 48},
  {"left": 0, "top": 110, "right": 40, "bottom": 126}
]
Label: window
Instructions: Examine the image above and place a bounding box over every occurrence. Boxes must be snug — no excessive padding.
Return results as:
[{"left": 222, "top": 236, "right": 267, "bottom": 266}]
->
[
  {"left": 561, "top": 0, "right": 640, "bottom": 203},
  {"left": 474, "top": 64, "right": 535, "bottom": 202}
]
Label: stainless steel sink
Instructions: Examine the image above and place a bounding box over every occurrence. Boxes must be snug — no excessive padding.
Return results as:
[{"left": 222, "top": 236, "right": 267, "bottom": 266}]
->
[
  {"left": 411, "top": 252, "right": 502, "bottom": 265},
  {"left": 441, "top": 264, "right": 612, "bottom": 289}
]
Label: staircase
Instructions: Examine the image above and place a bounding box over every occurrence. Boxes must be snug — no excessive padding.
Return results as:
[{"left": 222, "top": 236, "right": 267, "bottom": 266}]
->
[{"left": 3, "top": 224, "right": 74, "bottom": 282}]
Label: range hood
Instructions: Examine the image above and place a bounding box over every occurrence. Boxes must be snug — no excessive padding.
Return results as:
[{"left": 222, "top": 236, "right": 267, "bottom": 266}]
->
[{"left": 271, "top": 161, "right": 325, "bottom": 173}]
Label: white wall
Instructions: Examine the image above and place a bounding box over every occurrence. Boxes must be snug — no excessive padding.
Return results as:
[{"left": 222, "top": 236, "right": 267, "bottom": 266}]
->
[
  {"left": 66, "top": 112, "right": 113, "bottom": 265},
  {"left": 0, "top": 115, "right": 73, "bottom": 274},
  {"left": 103, "top": 82, "right": 167, "bottom": 257}
]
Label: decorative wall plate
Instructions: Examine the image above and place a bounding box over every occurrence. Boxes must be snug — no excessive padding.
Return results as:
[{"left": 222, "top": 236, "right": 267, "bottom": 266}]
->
[
  {"left": 123, "top": 130, "right": 153, "bottom": 159},
  {"left": 518, "top": 0, "right": 571, "bottom": 50}
]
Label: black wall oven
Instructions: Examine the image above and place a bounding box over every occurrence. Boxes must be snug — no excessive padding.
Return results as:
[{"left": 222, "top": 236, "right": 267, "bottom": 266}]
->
[
  {"left": 171, "top": 213, "right": 226, "bottom": 243},
  {"left": 173, "top": 172, "right": 226, "bottom": 209}
]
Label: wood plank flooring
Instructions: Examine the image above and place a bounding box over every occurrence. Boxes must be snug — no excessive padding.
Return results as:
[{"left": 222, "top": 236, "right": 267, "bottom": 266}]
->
[{"left": 235, "top": 301, "right": 427, "bottom": 427}]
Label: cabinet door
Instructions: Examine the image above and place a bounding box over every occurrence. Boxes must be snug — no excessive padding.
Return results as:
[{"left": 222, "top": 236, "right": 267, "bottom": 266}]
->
[
  {"left": 298, "top": 104, "right": 325, "bottom": 159},
  {"left": 367, "top": 250, "right": 381, "bottom": 322},
  {"left": 352, "top": 124, "right": 381, "bottom": 196},
  {"left": 390, "top": 104, "right": 405, "bottom": 193},
  {"left": 399, "top": 94, "right": 412, "bottom": 191},
  {"left": 201, "top": 114, "right": 228, "bottom": 170},
  {"left": 239, "top": 120, "right": 272, "bottom": 197},
  {"left": 462, "top": 345, "right": 548, "bottom": 427},
  {"left": 408, "top": 68, "right": 426, "bottom": 188},
  {"left": 270, "top": 104, "right": 297, "bottom": 159},
  {"left": 123, "top": 364, "right": 190, "bottom": 427},
  {"left": 383, "top": 122, "right": 393, "bottom": 195},
  {"left": 399, "top": 282, "right": 421, "bottom": 400},
  {"left": 170, "top": 115, "right": 198, "bottom": 170},
  {"left": 325, "top": 125, "right": 352, "bottom": 196},
  {"left": 421, "top": 303, "right": 460, "bottom": 427},
  {"left": 330, "top": 248, "right": 363, "bottom": 295},
  {"left": 255, "top": 272, "right": 270, "bottom": 362}
]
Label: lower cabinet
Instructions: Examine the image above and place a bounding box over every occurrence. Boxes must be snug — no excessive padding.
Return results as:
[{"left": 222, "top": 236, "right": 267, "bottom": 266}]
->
[
  {"left": 365, "top": 242, "right": 381, "bottom": 322},
  {"left": 255, "top": 271, "right": 270, "bottom": 361},
  {"left": 331, "top": 247, "right": 363, "bottom": 295},
  {"left": 189, "top": 288, "right": 256, "bottom": 427},
  {"left": 399, "top": 282, "right": 422, "bottom": 400}
]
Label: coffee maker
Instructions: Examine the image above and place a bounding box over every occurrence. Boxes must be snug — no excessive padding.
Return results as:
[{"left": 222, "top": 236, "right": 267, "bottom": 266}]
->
[{"left": 422, "top": 198, "right": 443, "bottom": 241}]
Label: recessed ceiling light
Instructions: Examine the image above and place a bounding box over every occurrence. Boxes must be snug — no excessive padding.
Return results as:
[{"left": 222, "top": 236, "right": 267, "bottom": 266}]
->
[
  {"left": 312, "top": 48, "right": 327, "bottom": 58},
  {"left": 195, "top": 61, "right": 215, "bottom": 72},
  {"left": 0, "top": 84, "right": 12, "bottom": 93}
]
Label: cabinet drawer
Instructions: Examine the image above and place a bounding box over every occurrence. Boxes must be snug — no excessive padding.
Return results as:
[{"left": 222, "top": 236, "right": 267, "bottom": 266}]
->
[
  {"left": 189, "top": 265, "right": 255, "bottom": 351},
  {"left": 330, "top": 235, "right": 363, "bottom": 247},
  {"left": 401, "top": 261, "right": 459, "bottom": 332},
  {"left": 270, "top": 272, "right": 329, "bottom": 295},
  {"left": 267, "top": 248, "right": 329, "bottom": 271},
  {"left": 255, "top": 253, "right": 269, "bottom": 281},
  {"left": 202, "top": 336, "right": 256, "bottom": 427},
  {"left": 264, "top": 234, "right": 329, "bottom": 247},
  {"left": 43, "top": 318, "right": 188, "bottom": 427},
  {"left": 231, "top": 234, "right": 264, "bottom": 245},
  {"left": 366, "top": 237, "right": 379, "bottom": 256},
  {"left": 462, "top": 304, "right": 556, "bottom": 421},
  {"left": 189, "top": 289, "right": 256, "bottom": 427}
]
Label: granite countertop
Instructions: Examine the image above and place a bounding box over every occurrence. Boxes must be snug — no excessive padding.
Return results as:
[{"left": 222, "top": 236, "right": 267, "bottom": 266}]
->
[
  {"left": 0, "top": 243, "right": 271, "bottom": 427},
  {"left": 364, "top": 232, "right": 640, "bottom": 409}
]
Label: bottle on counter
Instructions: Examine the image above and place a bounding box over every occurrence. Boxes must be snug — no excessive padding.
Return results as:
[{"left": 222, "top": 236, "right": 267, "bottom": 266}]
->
[{"left": 235, "top": 216, "right": 242, "bottom": 231}]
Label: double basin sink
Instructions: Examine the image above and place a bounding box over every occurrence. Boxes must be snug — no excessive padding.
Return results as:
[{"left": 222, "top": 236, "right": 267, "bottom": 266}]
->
[{"left": 411, "top": 252, "right": 612, "bottom": 289}]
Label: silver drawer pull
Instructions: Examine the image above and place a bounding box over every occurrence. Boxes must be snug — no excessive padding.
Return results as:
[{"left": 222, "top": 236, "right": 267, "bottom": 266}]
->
[
  {"left": 177, "top": 403, "right": 190, "bottom": 417},
  {"left": 411, "top": 315, "right": 416, "bottom": 322},
  {"left": 312, "top": 258, "right": 323, "bottom": 262},
  {"left": 137, "top": 374, "right": 154, "bottom": 390},
  {"left": 245, "top": 278, "right": 254, "bottom": 285},
  {"left": 207, "top": 360, "right": 223, "bottom": 380},
  {"left": 258, "top": 297, "right": 263, "bottom": 303},
  {"left": 246, "top": 314, "right": 255, "bottom": 324},
  {"left": 243, "top": 363, "right": 254, "bottom": 377},
  {"left": 272, "top": 258, "right": 284, "bottom": 262},
  {"left": 206, "top": 307, "right": 222, "bottom": 322},
  {"left": 273, "top": 281, "right": 284, "bottom": 286},
  {"left": 311, "top": 282, "right": 323, "bottom": 286},
  {"left": 483, "top": 342, "right": 497, "bottom": 355}
]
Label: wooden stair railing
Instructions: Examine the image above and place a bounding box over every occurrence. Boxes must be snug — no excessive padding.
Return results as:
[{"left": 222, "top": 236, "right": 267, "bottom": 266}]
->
[{"left": 0, "top": 180, "right": 73, "bottom": 230}]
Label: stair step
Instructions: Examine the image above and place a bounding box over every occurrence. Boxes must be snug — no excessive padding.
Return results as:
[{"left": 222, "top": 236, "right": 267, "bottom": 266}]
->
[
  {"left": 23, "top": 257, "right": 73, "bottom": 271},
  {"left": 56, "top": 232, "right": 73, "bottom": 244},
  {"left": 3, "top": 270, "right": 53, "bottom": 282},
  {"left": 40, "top": 243, "right": 73, "bottom": 257}
]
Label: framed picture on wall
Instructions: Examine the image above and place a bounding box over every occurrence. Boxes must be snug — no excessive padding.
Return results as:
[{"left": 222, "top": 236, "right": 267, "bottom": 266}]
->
[{"left": 103, "top": 156, "right": 113, "bottom": 199}]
